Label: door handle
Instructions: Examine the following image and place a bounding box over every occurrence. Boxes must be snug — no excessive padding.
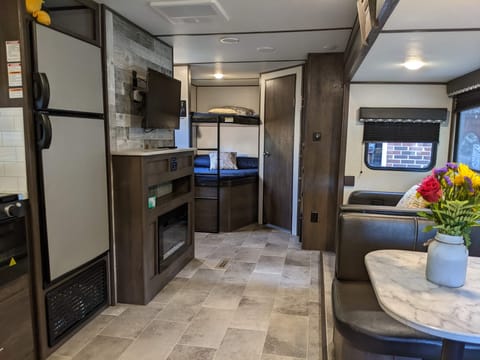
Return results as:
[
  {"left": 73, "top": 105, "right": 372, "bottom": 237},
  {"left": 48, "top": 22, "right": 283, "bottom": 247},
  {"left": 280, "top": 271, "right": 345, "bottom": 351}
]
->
[
  {"left": 33, "top": 72, "right": 50, "bottom": 110},
  {"left": 35, "top": 112, "right": 52, "bottom": 149},
  {"left": 264, "top": 151, "right": 271, "bottom": 157}
]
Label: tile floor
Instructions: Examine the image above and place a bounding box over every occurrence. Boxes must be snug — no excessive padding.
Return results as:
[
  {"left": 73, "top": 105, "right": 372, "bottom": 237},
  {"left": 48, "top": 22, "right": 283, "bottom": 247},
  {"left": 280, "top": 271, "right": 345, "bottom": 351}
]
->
[{"left": 49, "top": 225, "right": 330, "bottom": 360}]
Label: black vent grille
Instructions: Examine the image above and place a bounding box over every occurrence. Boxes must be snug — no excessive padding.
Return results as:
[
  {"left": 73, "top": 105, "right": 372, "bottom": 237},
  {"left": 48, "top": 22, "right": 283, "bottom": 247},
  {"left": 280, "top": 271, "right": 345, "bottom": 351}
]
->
[{"left": 45, "top": 260, "right": 108, "bottom": 346}]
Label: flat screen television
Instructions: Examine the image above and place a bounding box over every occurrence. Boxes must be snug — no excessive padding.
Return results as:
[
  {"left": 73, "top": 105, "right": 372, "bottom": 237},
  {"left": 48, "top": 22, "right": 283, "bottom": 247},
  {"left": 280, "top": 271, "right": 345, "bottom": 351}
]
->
[{"left": 145, "top": 68, "right": 181, "bottom": 129}]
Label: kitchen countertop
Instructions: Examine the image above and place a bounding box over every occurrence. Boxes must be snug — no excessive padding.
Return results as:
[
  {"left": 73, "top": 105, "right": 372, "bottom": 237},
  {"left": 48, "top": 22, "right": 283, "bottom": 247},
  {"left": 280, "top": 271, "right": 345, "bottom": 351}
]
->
[{"left": 111, "top": 147, "right": 195, "bottom": 156}]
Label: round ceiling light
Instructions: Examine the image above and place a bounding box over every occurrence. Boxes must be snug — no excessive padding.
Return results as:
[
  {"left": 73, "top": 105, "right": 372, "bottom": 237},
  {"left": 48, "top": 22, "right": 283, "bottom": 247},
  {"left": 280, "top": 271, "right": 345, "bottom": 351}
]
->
[
  {"left": 257, "top": 46, "right": 276, "bottom": 53},
  {"left": 214, "top": 73, "right": 224, "bottom": 79},
  {"left": 403, "top": 59, "right": 425, "bottom": 70},
  {"left": 323, "top": 44, "right": 338, "bottom": 51},
  {"left": 220, "top": 37, "right": 240, "bottom": 45}
]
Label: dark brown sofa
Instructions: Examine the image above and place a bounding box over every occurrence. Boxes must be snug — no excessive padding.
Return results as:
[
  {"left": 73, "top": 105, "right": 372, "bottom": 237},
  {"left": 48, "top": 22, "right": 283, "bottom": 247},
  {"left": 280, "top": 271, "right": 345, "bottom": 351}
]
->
[{"left": 333, "top": 204, "right": 480, "bottom": 360}]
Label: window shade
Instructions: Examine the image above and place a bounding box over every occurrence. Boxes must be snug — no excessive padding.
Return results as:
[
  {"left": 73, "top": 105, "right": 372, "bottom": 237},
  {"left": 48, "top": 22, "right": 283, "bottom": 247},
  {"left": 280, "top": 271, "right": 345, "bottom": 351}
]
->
[
  {"left": 359, "top": 107, "right": 446, "bottom": 143},
  {"left": 359, "top": 107, "right": 448, "bottom": 123},
  {"left": 454, "top": 89, "right": 480, "bottom": 112},
  {"left": 363, "top": 122, "right": 440, "bottom": 143}
]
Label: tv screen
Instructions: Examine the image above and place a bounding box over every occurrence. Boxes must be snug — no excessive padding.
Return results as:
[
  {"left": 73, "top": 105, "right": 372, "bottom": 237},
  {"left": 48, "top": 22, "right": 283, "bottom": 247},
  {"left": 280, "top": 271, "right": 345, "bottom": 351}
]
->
[{"left": 145, "top": 68, "right": 181, "bottom": 129}]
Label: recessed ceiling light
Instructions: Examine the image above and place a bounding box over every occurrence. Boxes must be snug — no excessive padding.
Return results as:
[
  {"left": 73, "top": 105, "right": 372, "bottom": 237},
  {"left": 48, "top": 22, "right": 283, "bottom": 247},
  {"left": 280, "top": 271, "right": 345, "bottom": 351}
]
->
[
  {"left": 257, "top": 46, "right": 275, "bottom": 53},
  {"left": 323, "top": 44, "right": 338, "bottom": 51},
  {"left": 214, "top": 73, "right": 224, "bottom": 79},
  {"left": 403, "top": 59, "right": 425, "bottom": 71},
  {"left": 220, "top": 37, "right": 239, "bottom": 44}
]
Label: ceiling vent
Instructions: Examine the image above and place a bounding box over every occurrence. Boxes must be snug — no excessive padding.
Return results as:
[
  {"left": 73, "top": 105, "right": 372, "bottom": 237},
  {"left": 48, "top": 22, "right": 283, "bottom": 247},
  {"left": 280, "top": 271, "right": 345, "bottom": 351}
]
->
[{"left": 150, "top": 0, "right": 230, "bottom": 24}]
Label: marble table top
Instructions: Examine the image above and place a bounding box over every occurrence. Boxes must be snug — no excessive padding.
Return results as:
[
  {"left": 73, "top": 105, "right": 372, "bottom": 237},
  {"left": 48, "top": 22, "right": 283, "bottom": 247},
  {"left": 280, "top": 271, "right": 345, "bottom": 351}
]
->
[{"left": 365, "top": 250, "right": 480, "bottom": 344}]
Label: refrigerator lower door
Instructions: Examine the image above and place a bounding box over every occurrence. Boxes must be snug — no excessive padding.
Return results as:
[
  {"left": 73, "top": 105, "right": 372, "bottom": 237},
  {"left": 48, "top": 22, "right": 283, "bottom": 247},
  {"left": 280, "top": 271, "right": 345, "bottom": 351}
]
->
[{"left": 41, "top": 116, "right": 109, "bottom": 281}]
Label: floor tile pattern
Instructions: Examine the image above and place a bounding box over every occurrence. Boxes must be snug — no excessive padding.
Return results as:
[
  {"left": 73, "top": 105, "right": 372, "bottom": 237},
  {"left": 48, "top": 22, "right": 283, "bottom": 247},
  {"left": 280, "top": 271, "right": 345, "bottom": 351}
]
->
[{"left": 49, "top": 225, "right": 326, "bottom": 360}]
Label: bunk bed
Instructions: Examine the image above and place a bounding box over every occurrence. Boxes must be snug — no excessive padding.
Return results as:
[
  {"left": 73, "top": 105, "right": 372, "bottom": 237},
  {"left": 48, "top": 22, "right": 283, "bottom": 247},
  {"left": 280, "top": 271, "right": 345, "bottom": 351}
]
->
[{"left": 191, "top": 110, "right": 260, "bottom": 233}]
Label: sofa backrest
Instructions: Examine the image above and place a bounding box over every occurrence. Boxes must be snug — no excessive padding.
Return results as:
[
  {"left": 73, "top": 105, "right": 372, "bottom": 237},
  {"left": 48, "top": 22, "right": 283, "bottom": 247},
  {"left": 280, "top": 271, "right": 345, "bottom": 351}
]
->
[
  {"left": 337, "top": 205, "right": 480, "bottom": 282},
  {"left": 348, "top": 190, "right": 404, "bottom": 206}
]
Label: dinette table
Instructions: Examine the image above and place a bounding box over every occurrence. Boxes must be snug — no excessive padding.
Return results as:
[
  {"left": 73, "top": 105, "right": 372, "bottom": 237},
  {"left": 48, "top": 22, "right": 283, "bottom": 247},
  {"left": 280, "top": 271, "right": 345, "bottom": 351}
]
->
[{"left": 365, "top": 249, "right": 480, "bottom": 360}]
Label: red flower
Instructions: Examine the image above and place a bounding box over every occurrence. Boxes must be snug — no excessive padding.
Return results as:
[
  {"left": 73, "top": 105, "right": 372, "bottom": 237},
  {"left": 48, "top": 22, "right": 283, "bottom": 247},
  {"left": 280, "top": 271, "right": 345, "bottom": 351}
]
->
[{"left": 417, "top": 175, "right": 442, "bottom": 203}]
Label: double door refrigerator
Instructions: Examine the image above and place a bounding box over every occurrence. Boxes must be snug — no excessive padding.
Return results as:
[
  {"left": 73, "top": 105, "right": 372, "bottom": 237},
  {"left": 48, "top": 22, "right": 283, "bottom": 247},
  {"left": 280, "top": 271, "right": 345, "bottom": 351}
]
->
[{"left": 31, "top": 23, "right": 109, "bottom": 345}]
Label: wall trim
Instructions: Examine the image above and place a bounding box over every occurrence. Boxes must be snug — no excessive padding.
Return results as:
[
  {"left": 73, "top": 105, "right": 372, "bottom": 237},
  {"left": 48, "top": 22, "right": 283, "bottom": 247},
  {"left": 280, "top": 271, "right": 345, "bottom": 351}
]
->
[
  {"left": 382, "top": 28, "right": 480, "bottom": 34},
  {"left": 155, "top": 27, "right": 352, "bottom": 37}
]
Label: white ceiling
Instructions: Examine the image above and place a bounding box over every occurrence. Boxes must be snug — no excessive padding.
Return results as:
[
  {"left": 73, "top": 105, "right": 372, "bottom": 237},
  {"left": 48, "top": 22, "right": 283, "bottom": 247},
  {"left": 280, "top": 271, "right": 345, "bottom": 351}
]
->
[
  {"left": 353, "top": 31, "right": 480, "bottom": 82},
  {"left": 97, "top": 0, "right": 480, "bottom": 83},
  {"left": 384, "top": 0, "right": 480, "bottom": 30},
  {"left": 189, "top": 61, "right": 304, "bottom": 85},
  {"left": 353, "top": 0, "right": 480, "bottom": 82},
  {"left": 97, "top": 0, "right": 355, "bottom": 35},
  {"left": 96, "top": 0, "right": 356, "bottom": 80},
  {"left": 168, "top": 30, "right": 350, "bottom": 64}
]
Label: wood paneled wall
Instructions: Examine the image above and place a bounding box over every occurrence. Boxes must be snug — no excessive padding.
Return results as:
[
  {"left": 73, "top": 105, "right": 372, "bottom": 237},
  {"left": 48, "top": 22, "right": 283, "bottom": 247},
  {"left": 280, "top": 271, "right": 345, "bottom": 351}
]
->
[{"left": 301, "top": 53, "right": 345, "bottom": 251}]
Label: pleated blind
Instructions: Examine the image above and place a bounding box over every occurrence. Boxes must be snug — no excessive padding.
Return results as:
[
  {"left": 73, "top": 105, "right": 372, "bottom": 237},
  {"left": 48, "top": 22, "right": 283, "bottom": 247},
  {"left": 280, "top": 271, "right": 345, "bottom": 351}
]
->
[{"left": 359, "top": 107, "right": 447, "bottom": 143}]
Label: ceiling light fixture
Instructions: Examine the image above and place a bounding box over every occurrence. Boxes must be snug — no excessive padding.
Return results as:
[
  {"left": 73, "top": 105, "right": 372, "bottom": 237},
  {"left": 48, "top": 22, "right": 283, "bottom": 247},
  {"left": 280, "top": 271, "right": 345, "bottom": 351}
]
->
[
  {"left": 257, "top": 46, "right": 275, "bottom": 53},
  {"left": 322, "top": 44, "right": 338, "bottom": 51},
  {"left": 214, "top": 73, "right": 224, "bottom": 79},
  {"left": 403, "top": 59, "right": 425, "bottom": 71},
  {"left": 220, "top": 37, "right": 240, "bottom": 44}
]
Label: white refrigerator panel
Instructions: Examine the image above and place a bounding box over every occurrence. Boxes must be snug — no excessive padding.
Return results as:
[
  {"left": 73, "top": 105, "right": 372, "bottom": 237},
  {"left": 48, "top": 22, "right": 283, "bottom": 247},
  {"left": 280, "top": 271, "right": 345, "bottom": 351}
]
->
[
  {"left": 35, "top": 24, "right": 103, "bottom": 113},
  {"left": 42, "top": 116, "right": 109, "bottom": 280}
]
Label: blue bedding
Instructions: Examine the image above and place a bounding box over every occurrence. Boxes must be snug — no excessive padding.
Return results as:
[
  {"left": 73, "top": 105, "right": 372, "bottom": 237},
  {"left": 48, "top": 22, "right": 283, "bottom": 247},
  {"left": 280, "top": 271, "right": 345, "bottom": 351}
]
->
[{"left": 194, "top": 167, "right": 258, "bottom": 179}]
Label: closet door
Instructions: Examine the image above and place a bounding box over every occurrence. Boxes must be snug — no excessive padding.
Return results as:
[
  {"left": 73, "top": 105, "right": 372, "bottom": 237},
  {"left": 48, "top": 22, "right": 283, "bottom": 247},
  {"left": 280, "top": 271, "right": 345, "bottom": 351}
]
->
[{"left": 263, "top": 74, "right": 296, "bottom": 230}]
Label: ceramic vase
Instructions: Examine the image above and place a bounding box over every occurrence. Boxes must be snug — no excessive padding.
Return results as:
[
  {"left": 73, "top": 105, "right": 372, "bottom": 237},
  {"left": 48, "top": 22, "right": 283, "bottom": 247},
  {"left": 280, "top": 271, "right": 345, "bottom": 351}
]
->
[{"left": 426, "top": 232, "right": 468, "bottom": 288}]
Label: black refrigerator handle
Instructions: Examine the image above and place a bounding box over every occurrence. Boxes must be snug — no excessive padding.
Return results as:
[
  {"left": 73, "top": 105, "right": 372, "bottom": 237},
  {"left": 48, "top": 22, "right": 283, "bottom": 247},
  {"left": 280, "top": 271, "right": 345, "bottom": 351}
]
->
[
  {"left": 35, "top": 113, "right": 52, "bottom": 150},
  {"left": 33, "top": 72, "right": 50, "bottom": 110}
]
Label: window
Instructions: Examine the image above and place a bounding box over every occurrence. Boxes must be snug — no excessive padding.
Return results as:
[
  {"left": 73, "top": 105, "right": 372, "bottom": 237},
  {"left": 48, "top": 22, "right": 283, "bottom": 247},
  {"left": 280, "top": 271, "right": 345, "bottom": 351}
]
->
[
  {"left": 365, "top": 142, "right": 437, "bottom": 171},
  {"left": 359, "top": 107, "right": 446, "bottom": 172},
  {"left": 454, "top": 106, "right": 480, "bottom": 171}
]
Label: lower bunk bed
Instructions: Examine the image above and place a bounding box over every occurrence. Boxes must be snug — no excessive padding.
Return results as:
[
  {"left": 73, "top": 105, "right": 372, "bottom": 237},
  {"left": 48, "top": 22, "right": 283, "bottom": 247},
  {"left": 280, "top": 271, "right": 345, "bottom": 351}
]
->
[{"left": 194, "top": 155, "right": 258, "bottom": 233}]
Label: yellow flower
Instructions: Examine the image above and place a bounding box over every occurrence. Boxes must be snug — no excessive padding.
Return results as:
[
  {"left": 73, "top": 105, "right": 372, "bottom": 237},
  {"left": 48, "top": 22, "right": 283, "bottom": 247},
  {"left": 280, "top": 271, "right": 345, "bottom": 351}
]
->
[
  {"left": 454, "top": 174, "right": 464, "bottom": 185},
  {"left": 458, "top": 163, "right": 476, "bottom": 180},
  {"left": 473, "top": 175, "right": 480, "bottom": 188}
]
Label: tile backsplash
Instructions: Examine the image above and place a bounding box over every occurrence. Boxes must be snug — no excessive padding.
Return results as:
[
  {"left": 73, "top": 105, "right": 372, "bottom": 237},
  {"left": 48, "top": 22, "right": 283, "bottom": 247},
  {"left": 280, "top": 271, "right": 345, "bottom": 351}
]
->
[{"left": 0, "top": 107, "right": 27, "bottom": 196}]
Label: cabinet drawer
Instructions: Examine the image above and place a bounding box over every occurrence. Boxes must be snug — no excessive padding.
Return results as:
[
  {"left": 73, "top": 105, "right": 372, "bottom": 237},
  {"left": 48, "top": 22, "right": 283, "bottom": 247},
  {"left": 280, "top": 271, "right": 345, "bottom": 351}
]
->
[
  {"left": 0, "top": 275, "right": 34, "bottom": 359},
  {"left": 195, "top": 186, "right": 218, "bottom": 199},
  {"left": 146, "top": 155, "right": 192, "bottom": 177}
]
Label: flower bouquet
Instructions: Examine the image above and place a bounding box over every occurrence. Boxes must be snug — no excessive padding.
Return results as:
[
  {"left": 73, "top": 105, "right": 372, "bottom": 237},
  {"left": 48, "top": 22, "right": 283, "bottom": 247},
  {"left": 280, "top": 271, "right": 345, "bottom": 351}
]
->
[
  {"left": 416, "top": 163, "right": 480, "bottom": 247},
  {"left": 416, "top": 162, "right": 480, "bottom": 287}
]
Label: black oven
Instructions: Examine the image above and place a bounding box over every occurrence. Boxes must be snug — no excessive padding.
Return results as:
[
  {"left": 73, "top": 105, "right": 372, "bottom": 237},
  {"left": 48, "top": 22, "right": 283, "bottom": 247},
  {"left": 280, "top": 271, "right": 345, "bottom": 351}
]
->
[
  {"left": 0, "top": 197, "right": 27, "bottom": 287},
  {"left": 158, "top": 203, "right": 189, "bottom": 272}
]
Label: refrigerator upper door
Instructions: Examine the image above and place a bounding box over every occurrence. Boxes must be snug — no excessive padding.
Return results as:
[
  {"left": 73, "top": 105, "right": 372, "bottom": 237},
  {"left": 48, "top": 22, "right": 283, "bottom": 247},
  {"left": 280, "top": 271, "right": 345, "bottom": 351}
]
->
[
  {"left": 41, "top": 115, "right": 109, "bottom": 281},
  {"left": 33, "top": 24, "right": 103, "bottom": 114}
]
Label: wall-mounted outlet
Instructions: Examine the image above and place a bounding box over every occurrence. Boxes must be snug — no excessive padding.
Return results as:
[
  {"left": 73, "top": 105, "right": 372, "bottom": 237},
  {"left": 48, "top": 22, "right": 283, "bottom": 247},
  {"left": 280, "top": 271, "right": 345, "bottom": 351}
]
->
[{"left": 310, "top": 211, "right": 319, "bottom": 223}]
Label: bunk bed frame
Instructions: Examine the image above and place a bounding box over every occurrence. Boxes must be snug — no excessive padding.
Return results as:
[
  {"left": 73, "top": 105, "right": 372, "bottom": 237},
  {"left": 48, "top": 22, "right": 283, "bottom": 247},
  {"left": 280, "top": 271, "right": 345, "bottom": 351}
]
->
[{"left": 190, "top": 112, "right": 260, "bottom": 233}]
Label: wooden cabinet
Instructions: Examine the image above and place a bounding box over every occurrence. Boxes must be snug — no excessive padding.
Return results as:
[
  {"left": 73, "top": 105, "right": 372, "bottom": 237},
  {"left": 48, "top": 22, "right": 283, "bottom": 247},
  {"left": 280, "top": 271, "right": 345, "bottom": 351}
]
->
[
  {"left": 0, "top": 273, "right": 35, "bottom": 360},
  {"left": 112, "top": 150, "right": 194, "bottom": 304}
]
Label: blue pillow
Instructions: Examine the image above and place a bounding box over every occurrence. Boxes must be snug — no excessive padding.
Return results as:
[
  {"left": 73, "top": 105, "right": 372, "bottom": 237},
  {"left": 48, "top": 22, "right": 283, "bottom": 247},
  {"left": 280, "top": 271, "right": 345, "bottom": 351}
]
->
[
  {"left": 194, "top": 155, "right": 210, "bottom": 167},
  {"left": 237, "top": 157, "right": 258, "bottom": 169}
]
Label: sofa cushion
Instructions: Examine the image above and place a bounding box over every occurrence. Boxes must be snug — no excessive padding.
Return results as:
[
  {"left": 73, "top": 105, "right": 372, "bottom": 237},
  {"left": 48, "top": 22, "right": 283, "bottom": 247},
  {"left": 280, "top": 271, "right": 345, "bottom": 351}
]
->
[
  {"left": 209, "top": 151, "right": 238, "bottom": 170},
  {"left": 396, "top": 184, "right": 427, "bottom": 208},
  {"left": 194, "top": 155, "right": 210, "bottom": 168},
  {"left": 336, "top": 212, "right": 419, "bottom": 281},
  {"left": 236, "top": 156, "right": 258, "bottom": 169}
]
